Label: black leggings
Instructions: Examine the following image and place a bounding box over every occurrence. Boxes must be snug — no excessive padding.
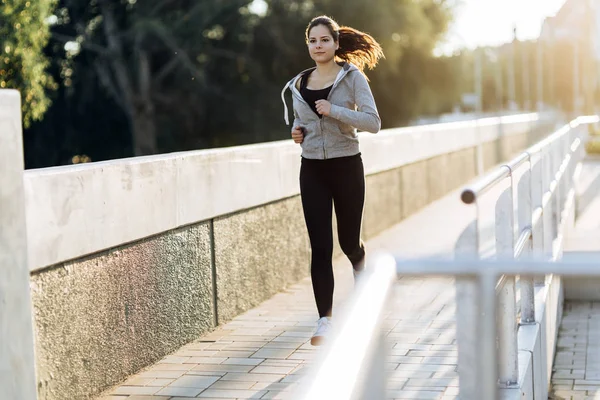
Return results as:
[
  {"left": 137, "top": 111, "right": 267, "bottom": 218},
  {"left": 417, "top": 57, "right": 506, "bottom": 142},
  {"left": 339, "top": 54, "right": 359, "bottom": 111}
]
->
[{"left": 300, "top": 153, "right": 366, "bottom": 318}]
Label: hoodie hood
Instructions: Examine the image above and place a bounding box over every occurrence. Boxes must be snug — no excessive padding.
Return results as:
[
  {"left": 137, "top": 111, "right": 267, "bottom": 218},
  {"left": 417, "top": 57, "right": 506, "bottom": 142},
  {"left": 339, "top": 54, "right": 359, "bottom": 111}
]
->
[{"left": 280, "top": 62, "right": 357, "bottom": 126}]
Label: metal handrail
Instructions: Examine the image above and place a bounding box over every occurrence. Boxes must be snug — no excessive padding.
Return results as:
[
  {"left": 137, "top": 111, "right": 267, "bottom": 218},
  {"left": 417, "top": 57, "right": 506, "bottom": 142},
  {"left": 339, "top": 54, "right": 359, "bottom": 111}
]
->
[
  {"left": 393, "top": 254, "right": 600, "bottom": 400},
  {"left": 293, "top": 254, "right": 397, "bottom": 400},
  {"left": 461, "top": 120, "right": 579, "bottom": 205},
  {"left": 461, "top": 166, "right": 510, "bottom": 204},
  {"left": 514, "top": 228, "right": 532, "bottom": 258},
  {"left": 395, "top": 257, "right": 600, "bottom": 276},
  {"left": 455, "top": 116, "right": 593, "bottom": 392},
  {"left": 292, "top": 115, "right": 598, "bottom": 400}
]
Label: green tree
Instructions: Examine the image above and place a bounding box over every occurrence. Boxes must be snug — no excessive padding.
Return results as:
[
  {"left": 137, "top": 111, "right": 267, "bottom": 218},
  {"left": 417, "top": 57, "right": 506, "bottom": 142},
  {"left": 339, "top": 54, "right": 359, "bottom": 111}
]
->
[
  {"left": 24, "top": 0, "right": 459, "bottom": 167},
  {"left": 49, "top": 0, "right": 256, "bottom": 156},
  {"left": 0, "top": 0, "right": 57, "bottom": 127}
]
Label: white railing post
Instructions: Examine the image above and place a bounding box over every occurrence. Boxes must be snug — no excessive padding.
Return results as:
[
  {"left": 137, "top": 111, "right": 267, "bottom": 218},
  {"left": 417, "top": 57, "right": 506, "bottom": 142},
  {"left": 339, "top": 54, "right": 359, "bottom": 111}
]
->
[
  {"left": 495, "top": 186, "right": 519, "bottom": 386},
  {"left": 518, "top": 161, "right": 535, "bottom": 323},
  {"left": 530, "top": 152, "right": 546, "bottom": 285},
  {"left": 455, "top": 219, "right": 481, "bottom": 399},
  {"left": 478, "top": 270, "right": 500, "bottom": 400},
  {"left": 559, "top": 135, "right": 569, "bottom": 211},
  {"left": 0, "top": 90, "right": 38, "bottom": 399},
  {"left": 362, "top": 332, "right": 387, "bottom": 399},
  {"left": 577, "top": 124, "right": 586, "bottom": 162},
  {"left": 541, "top": 146, "right": 554, "bottom": 260},
  {"left": 552, "top": 140, "right": 562, "bottom": 250}
]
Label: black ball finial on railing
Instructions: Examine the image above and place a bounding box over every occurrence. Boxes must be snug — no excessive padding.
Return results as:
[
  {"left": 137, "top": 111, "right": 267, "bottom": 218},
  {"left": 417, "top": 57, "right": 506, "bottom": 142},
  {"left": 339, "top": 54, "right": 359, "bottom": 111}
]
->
[{"left": 461, "top": 189, "right": 476, "bottom": 204}]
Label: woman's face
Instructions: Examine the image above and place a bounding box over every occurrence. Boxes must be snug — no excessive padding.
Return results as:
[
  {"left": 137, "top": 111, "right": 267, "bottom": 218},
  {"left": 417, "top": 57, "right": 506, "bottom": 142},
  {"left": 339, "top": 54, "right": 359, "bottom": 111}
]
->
[{"left": 307, "top": 24, "right": 338, "bottom": 64}]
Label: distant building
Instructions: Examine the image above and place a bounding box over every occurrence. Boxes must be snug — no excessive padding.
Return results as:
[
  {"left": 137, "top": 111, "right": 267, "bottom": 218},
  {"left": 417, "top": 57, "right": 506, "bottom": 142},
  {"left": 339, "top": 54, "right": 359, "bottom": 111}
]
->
[
  {"left": 539, "top": 0, "right": 600, "bottom": 112},
  {"left": 540, "top": 0, "right": 598, "bottom": 58}
]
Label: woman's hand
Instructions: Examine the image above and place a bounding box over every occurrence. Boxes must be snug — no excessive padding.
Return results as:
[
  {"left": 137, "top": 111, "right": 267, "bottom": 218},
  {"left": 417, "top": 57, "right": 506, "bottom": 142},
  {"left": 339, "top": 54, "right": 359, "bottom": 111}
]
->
[
  {"left": 291, "top": 126, "right": 304, "bottom": 144},
  {"left": 315, "top": 100, "right": 331, "bottom": 116}
]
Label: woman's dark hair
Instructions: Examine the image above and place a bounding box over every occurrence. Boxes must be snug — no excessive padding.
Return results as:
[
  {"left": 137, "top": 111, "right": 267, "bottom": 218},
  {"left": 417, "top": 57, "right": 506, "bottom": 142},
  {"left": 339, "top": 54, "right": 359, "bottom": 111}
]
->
[{"left": 305, "top": 15, "right": 384, "bottom": 73}]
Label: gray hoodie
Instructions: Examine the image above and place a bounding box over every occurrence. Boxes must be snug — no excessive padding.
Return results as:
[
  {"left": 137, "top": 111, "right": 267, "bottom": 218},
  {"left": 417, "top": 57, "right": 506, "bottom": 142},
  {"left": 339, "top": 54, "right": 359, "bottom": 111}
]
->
[{"left": 281, "top": 62, "right": 380, "bottom": 159}]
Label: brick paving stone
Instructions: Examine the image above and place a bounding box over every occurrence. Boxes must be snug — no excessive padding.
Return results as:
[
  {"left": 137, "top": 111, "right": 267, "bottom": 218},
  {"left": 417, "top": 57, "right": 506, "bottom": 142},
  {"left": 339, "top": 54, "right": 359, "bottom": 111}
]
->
[
  {"left": 219, "top": 372, "right": 285, "bottom": 383},
  {"left": 111, "top": 386, "right": 160, "bottom": 396},
  {"left": 222, "top": 357, "right": 264, "bottom": 366},
  {"left": 175, "top": 350, "right": 219, "bottom": 357},
  {"left": 404, "top": 378, "right": 456, "bottom": 388},
  {"left": 146, "top": 378, "right": 174, "bottom": 387},
  {"left": 191, "top": 364, "right": 254, "bottom": 373},
  {"left": 251, "top": 382, "right": 297, "bottom": 391},
  {"left": 197, "top": 389, "right": 268, "bottom": 398},
  {"left": 250, "top": 365, "right": 296, "bottom": 375},
  {"left": 136, "top": 370, "right": 186, "bottom": 379},
  {"left": 169, "top": 375, "right": 219, "bottom": 388},
  {"left": 390, "top": 370, "right": 434, "bottom": 379},
  {"left": 151, "top": 364, "right": 195, "bottom": 371},
  {"left": 387, "top": 389, "right": 444, "bottom": 399},
  {"left": 209, "top": 380, "right": 256, "bottom": 390},
  {"left": 126, "top": 397, "right": 170, "bottom": 400},
  {"left": 154, "top": 386, "right": 204, "bottom": 397}
]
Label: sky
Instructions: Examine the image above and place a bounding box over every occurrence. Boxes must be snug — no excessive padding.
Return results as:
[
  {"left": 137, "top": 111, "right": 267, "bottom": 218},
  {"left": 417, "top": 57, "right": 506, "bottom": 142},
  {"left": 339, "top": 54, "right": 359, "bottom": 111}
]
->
[
  {"left": 441, "top": 0, "right": 567, "bottom": 53},
  {"left": 248, "top": 0, "right": 568, "bottom": 53}
]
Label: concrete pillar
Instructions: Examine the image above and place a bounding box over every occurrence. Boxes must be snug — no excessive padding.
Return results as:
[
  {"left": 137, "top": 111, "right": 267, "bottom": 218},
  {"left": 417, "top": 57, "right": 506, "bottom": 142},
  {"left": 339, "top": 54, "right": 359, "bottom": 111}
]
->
[{"left": 0, "top": 90, "right": 38, "bottom": 399}]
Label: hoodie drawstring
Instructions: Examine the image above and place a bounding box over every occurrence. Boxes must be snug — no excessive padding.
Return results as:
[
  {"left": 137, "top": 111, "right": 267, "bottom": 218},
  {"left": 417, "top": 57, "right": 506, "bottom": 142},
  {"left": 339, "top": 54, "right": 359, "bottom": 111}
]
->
[{"left": 281, "top": 80, "right": 291, "bottom": 126}]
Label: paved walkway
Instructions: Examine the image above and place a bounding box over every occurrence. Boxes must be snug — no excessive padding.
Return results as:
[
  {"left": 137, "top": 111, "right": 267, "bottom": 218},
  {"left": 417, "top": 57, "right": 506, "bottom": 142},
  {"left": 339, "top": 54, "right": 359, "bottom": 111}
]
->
[
  {"left": 551, "top": 301, "right": 600, "bottom": 400},
  {"left": 550, "top": 157, "right": 600, "bottom": 400}
]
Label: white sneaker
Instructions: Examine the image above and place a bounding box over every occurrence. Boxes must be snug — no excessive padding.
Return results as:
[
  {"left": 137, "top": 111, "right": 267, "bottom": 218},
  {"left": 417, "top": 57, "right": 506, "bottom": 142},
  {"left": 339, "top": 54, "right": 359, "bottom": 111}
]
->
[
  {"left": 353, "top": 267, "right": 364, "bottom": 282},
  {"left": 311, "top": 317, "right": 331, "bottom": 346}
]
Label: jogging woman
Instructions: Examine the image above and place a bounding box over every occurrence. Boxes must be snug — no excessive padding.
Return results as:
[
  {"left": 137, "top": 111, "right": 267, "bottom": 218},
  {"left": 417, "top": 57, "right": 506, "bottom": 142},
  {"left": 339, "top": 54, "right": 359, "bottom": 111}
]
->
[{"left": 280, "top": 15, "right": 384, "bottom": 345}]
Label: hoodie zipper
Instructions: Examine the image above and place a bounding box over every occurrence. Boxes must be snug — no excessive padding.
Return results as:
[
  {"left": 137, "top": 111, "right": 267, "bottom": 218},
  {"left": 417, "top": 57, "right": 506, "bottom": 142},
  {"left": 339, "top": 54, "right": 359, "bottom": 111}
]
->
[
  {"left": 289, "top": 64, "right": 350, "bottom": 160},
  {"left": 321, "top": 67, "right": 347, "bottom": 159},
  {"left": 321, "top": 118, "right": 327, "bottom": 159}
]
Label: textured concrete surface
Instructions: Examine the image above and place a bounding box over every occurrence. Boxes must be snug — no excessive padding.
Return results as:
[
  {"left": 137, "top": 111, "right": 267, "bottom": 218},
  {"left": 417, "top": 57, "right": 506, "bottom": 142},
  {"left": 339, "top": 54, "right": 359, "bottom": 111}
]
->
[
  {"left": 363, "top": 167, "right": 403, "bottom": 240},
  {"left": 483, "top": 139, "right": 503, "bottom": 170},
  {"left": 31, "top": 223, "right": 214, "bottom": 400},
  {"left": 447, "top": 148, "right": 477, "bottom": 190},
  {"left": 427, "top": 153, "right": 452, "bottom": 202},
  {"left": 401, "top": 159, "right": 431, "bottom": 218},
  {"left": 213, "top": 197, "right": 310, "bottom": 324}
]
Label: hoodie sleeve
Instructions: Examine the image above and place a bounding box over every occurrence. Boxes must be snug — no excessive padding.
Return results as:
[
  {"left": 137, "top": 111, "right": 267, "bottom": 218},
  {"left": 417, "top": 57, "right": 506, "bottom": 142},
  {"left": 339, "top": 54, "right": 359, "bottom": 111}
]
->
[{"left": 328, "top": 72, "right": 381, "bottom": 133}]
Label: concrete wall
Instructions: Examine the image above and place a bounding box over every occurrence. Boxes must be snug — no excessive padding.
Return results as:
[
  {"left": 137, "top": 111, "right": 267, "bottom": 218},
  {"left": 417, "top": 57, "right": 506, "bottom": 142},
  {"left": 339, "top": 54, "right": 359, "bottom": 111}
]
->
[
  {"left": 23, "top": 113, "right": 558, "bottom": 399},
  {"left": 32, "top": 223, "right": 215, "bottom": 400}
]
